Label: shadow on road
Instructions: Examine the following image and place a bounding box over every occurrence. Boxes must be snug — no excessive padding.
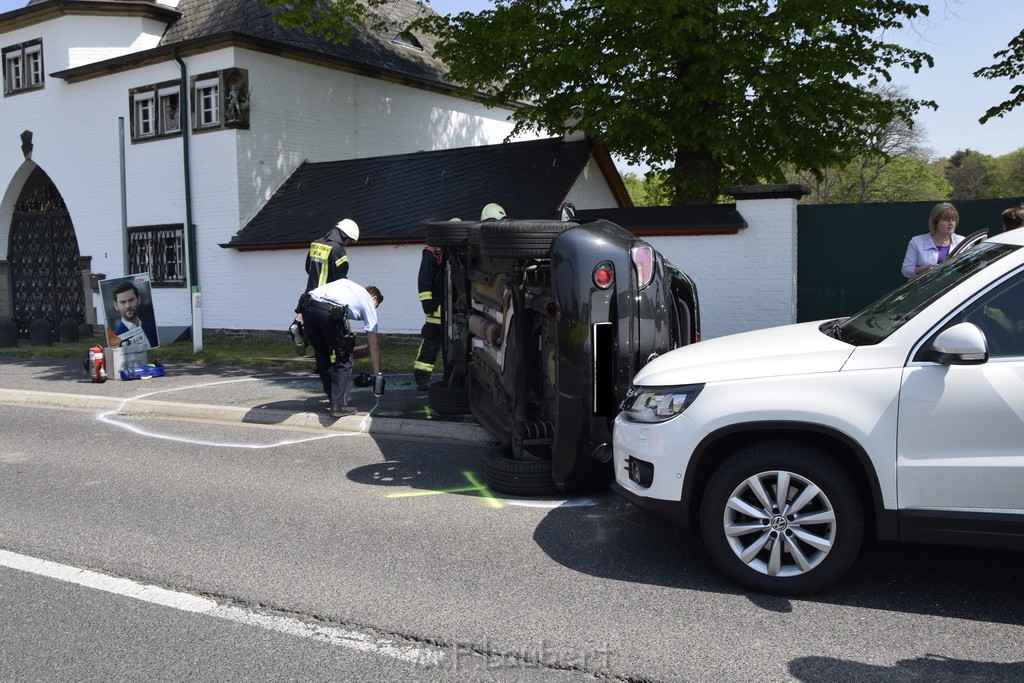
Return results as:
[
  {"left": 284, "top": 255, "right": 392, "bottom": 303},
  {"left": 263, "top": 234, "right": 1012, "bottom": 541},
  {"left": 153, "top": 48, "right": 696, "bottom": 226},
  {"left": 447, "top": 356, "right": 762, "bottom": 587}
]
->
[{"left": 530, "top": 498, "right": 1024, "bottom": 626}]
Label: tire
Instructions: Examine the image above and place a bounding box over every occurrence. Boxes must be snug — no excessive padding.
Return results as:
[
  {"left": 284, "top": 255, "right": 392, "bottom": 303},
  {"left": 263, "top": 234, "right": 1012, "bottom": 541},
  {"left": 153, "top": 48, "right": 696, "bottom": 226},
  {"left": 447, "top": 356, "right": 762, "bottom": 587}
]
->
[
  {"left": 479, "top": 220, "right": 574, "bottom": 259},
  {"left": 484, "top": 445, "right": 557, "bottom": 496},
  {"left": 426, "top": 220, "right": 469, "bottom": 247},
  {"left": 427, "top": 381, "right": 470, "bottom": 414},
  {"left": 699, "top": 439, "right": 864, "bottom": 595}
]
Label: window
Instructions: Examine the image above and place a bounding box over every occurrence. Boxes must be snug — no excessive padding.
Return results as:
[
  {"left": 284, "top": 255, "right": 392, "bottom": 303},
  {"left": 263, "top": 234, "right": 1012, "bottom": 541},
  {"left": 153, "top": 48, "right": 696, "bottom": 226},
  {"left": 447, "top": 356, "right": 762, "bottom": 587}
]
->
[
  {"left": 3, "top": 39, "right": 43, "bottom": 95},
  {"left": 392, "top": 30, "right": 423, "bottom": 50},
  {"left": 194, "top": 77, "right": 220, "bottom": 128},
  {"left": 958, "top": 271, "right": 1024, "bottom": 358},
  {"left": 160, "top": 89, "right": 180, "bottom": 133},
  {"left": 133, "top": 91, "right": 155, "bottom": 137},
  {"left": 128, "top": 225, "right": 186, "bottom": 287},
  {"left": 129, "top": 80, "right": 181, "bottom": 141}
]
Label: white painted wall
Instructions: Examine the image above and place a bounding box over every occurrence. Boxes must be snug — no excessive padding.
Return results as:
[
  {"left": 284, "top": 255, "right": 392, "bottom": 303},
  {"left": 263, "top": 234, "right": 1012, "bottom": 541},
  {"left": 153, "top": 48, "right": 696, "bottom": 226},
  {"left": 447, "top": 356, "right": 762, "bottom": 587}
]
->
[
  {"left": 646, "top": 195, "right": 799, "bottom": 340},
  {"left": 0, "top": 14, "right": 535, "bottom": 334}
]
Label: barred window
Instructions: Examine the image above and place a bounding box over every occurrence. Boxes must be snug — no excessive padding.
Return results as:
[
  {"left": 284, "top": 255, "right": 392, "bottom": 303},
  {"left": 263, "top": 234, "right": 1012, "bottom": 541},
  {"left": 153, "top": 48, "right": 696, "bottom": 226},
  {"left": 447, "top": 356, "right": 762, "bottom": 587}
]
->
[
  {"left": 128, "top": 225, "right": 186, "bottom": 287},
  {"left": 3, "top": 39, "right": 43, "bottom": 95}
]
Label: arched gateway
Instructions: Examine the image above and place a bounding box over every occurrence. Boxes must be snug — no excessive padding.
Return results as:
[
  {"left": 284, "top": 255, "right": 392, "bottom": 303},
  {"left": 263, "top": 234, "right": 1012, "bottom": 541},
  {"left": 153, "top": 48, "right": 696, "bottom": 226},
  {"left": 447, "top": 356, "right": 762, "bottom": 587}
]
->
[{"left": 8, "top": 167, "right": 86, "bottom": 336}]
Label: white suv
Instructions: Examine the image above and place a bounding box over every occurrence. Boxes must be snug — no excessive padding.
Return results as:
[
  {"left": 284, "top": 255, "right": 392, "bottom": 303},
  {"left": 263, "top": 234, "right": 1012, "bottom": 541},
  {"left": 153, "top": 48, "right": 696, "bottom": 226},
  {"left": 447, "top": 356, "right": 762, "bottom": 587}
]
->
[{"left": 612, "top": 229, "right": 1024, "bottom": 594}]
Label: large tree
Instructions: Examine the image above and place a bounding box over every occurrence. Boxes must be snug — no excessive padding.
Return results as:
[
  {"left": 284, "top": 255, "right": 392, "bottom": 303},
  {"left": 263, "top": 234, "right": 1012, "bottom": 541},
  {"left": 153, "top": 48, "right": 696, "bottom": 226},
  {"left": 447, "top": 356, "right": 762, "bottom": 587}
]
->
[
  {"left": 265, "top": 0, "right": 936, "bottom": 204},
  {"left": 418, "top": 0, "right": 937, "bottom": 204},
  {"left": 944, "top": 149, "right": 999, "bottom": 201}
]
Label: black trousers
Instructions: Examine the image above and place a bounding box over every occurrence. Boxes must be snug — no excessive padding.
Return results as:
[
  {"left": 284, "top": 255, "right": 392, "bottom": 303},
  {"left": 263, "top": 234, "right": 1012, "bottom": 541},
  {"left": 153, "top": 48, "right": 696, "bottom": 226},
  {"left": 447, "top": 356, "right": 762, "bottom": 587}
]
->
[
  {"left": 413, "top": 320, "right": 443, "bottom": 381},
  {"left": 303, "top": 306, "right": 353, "bottom": 407}
]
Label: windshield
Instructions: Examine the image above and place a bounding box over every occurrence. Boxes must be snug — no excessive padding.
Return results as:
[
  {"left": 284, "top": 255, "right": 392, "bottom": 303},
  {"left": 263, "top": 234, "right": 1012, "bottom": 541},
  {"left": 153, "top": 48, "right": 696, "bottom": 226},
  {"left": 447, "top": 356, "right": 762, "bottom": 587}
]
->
[{"left": 830, "top": 242, "right": 1018, "bottom": 345}]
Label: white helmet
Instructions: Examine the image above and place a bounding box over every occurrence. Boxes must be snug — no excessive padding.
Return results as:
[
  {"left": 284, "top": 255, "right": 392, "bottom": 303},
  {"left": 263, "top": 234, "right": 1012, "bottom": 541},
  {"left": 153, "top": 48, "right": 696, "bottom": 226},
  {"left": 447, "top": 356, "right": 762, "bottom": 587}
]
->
[
  {"left": 480, "top": 203, "right": 506, "bottom": 221},
  {"left": 335, "top": 218, "right": 360, "bottom": 242}
]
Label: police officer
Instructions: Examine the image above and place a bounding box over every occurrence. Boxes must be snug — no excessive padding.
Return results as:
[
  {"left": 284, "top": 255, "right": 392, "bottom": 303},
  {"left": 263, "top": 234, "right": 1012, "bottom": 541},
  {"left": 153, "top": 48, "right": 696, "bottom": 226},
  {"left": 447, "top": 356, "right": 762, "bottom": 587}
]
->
[
  {"left": 413, "top": 230, "right": 449, "bottom": 390},
  {"left": 297, "top": 279, "right": 384, "bottom": 418}
]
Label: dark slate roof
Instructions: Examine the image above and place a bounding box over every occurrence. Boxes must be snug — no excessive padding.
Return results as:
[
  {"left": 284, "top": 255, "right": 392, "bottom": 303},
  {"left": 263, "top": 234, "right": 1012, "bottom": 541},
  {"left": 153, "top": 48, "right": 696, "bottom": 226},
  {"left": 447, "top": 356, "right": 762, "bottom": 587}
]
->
[
  {"left": 575, "top": 205, "right": 747, "bottom": 234},
  {"left": 225, "top": 137, "right": 610, "bottom": 248},
  {"left": 38, "top": 0, "right": 452, "bottom": 89},
  {"left": 160, "top": 0, "right": 449, "bottom": 87}
]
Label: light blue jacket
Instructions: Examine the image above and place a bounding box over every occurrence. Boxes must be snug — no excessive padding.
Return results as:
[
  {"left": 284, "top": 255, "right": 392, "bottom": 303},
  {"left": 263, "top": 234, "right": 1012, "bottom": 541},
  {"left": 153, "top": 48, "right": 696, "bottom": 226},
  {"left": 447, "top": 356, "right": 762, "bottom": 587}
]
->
[{"left": 901, "top": 232, "right": 964, "bottom": 279}]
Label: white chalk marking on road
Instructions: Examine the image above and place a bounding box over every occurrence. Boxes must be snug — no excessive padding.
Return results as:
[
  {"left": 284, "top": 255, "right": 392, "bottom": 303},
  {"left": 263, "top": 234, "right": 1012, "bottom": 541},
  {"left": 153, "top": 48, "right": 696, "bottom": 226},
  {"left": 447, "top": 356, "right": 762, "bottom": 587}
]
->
[
  {"left": 0, "top": 548, "right": 441, "bottom": 666},
  {"left": 98, "top": 376, "right": 372, "bottom": 449},
  {"left": 504, "top": 498, "right": 599, "bottom": 509}
]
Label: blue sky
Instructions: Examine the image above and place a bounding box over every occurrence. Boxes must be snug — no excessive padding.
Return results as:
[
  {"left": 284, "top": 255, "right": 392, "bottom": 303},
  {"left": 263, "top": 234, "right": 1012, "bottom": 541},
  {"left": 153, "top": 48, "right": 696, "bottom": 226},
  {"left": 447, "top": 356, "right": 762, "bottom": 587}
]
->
[{"left": 2, "top": 0, "right": 1020, "bottom": 158}]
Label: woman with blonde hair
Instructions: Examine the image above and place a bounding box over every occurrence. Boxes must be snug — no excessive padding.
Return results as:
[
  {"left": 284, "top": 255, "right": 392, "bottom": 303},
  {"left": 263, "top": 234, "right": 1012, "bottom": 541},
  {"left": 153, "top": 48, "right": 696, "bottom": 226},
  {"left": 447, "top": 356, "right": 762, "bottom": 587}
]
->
[{"left": 901, "top": 202, "right": 964, "bottom": 278}]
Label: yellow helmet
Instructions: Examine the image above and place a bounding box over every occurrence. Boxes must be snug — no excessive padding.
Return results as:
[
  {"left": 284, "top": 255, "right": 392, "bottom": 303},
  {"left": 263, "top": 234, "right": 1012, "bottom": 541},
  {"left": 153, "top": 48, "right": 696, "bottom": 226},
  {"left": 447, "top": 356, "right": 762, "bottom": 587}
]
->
[{"left": 480, "top": 203, "right": 506, "bottom": 221}]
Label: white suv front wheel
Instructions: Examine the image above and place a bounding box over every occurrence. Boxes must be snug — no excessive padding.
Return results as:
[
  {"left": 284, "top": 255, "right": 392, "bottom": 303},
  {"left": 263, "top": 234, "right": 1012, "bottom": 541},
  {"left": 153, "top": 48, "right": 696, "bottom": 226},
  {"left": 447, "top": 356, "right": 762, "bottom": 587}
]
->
[{"left": 699, "top": 440, "right": 864, "bottom": 595}]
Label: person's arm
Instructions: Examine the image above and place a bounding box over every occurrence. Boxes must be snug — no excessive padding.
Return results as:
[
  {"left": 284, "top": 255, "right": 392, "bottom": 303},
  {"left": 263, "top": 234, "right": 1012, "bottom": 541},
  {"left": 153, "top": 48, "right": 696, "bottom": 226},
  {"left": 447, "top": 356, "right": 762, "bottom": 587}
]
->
[
  {"left": 366, "top": 331, "right": 381, "bottom": 375},
  {"left": 902, "top": 237, "right": 923, "bottom": 279}
]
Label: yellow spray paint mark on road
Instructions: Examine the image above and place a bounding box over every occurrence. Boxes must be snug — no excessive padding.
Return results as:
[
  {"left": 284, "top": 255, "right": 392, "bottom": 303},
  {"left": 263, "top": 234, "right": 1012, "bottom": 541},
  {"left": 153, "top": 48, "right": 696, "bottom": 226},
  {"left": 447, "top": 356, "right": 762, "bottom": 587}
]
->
[{"left": 385, "top": 470, "right": 504, "bottom": 509}]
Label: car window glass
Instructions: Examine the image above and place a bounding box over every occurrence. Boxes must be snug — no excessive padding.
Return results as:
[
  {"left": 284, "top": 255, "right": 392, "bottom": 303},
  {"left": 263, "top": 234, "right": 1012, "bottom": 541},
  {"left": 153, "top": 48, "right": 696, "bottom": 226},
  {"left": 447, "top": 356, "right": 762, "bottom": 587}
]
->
[
  {"left": 837, "top": 242, "right": 1018, "bottom": 346},
  {"left": 956, "top": 270, "right": 1024, "bottom": 357}
]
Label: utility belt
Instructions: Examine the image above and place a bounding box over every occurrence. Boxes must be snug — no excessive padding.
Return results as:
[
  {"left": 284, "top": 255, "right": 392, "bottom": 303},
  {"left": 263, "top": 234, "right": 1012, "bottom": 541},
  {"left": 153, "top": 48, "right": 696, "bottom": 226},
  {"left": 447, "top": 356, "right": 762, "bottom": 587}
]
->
[
  {"left": 299, "top": 294, "right": 347, "bottom": 319},
  {"left": 298, "top": 293, "right": 356, "bottom": 359}
]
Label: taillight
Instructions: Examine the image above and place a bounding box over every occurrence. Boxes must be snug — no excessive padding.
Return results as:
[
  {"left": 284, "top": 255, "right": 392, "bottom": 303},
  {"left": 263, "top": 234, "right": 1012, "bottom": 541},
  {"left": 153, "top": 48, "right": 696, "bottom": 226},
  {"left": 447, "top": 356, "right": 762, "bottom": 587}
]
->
[
  {"left": 631, "top": 245, "right": 654, "bottom": 289},
  {"left": 593, "top": 262, "right": 614, "bottom": 289}
]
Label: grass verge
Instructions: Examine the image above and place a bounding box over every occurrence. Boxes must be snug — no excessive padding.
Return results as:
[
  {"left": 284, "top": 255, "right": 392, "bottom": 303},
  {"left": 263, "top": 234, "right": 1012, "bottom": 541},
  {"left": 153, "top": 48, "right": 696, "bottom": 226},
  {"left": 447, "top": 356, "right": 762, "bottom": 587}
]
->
[{"left": 0, "top": 336, "right": 421, "bottom": 374}]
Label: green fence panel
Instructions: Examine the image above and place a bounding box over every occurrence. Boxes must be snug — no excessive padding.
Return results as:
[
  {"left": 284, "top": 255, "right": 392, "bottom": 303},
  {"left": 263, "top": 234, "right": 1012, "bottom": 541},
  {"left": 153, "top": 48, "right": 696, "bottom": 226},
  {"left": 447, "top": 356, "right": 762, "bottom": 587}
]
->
[{"left": 797, "top": 198, "right": 1023, "bottom": 322}]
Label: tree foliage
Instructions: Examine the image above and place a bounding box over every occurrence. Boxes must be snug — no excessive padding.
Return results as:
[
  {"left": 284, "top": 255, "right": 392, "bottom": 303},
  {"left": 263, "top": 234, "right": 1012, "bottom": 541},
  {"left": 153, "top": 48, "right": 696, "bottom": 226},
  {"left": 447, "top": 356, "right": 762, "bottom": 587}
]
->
[
  {"left": 974, "top": 28, "right": 1024, "bottom": 124},
  {"left": 944, "top": 149, "right": 1000, "bottom": 201},
  {"left": 414, "top": 0, "right": 937, "bottom": 204},
  {"left": 264, "top": 1, "right": 940, "bottom": 204},
  {"left": 622, "top": 172, "right": 670, "bottom": 207},
  {"left": 789, "top": 156, "right": 951, "bottom": 204}
]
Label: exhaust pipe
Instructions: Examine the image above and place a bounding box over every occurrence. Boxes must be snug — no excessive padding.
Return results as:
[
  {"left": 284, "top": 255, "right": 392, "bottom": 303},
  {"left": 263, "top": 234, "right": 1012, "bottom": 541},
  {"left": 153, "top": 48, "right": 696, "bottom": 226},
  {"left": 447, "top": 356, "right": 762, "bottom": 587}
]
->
[{"left": 468, "top": 312, "right": 502, "bottom": 345}]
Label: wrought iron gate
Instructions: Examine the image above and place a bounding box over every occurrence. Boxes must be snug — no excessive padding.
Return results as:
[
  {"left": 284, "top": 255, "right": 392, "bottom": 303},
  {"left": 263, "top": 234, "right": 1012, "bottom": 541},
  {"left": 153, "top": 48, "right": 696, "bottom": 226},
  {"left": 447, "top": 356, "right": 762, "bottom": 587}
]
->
[{"left": 9, "top": 209, "right": 85, "bottom": 336}]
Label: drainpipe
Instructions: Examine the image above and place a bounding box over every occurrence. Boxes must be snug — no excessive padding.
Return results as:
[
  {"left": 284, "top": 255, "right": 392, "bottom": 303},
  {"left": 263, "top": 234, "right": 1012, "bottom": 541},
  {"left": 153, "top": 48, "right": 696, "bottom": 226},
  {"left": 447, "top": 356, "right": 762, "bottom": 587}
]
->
[
  {"left": 118, "top": 117, "right": 128, "bottom": 273},
  {"left": 174, "top": 48, "right": 202, "bottom": 353}
]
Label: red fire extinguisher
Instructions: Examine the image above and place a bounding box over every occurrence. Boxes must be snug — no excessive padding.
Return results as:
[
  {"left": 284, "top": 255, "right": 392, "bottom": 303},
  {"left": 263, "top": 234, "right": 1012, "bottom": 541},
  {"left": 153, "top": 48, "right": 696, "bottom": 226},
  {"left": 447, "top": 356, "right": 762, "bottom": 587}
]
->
[{"left": 87, "top": 345, "right": 107, "bottom": 383}]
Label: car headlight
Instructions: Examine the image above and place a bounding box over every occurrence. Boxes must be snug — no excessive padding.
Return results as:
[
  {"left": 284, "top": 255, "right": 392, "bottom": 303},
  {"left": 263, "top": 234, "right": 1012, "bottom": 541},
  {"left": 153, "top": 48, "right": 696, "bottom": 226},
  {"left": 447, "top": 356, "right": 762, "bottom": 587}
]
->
[{"left": 622, "top": 384, "right": 703, "bottom": 423}]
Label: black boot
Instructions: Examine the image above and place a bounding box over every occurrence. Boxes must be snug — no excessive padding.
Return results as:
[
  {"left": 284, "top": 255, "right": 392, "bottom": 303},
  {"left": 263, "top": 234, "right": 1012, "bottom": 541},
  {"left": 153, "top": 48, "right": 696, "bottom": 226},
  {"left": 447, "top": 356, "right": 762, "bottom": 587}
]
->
[{"left": 414, "top": 371, "right": 430, "bottom": 391}]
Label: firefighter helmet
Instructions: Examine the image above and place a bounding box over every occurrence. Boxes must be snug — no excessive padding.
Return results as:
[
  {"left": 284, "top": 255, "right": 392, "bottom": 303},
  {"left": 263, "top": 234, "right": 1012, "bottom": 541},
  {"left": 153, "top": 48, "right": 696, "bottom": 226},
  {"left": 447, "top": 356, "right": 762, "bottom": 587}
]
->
[
  {"left": 335, "top": 218, "right": 360, "bottom": 242},
  {"left": 480, "top": 203, "right": 506, "bottom": 221}
]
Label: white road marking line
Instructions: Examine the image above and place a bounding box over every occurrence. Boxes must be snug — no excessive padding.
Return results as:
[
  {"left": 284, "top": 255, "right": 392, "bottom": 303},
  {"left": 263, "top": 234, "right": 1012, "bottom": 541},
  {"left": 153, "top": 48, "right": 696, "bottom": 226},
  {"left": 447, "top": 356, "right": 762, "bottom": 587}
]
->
[{"left": 0, "top": 549, "right": 441, "bottom": 666}]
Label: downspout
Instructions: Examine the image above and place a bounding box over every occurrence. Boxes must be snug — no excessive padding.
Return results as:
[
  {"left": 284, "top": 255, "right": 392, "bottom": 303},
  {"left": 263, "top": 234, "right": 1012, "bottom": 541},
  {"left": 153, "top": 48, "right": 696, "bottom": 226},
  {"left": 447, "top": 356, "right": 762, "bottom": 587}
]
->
[
  {"left": 174, "top": 47, "right": 202, "bottom": 352},
  {"left": 118, "top": 117, "right": 128, "bottom": 273}
]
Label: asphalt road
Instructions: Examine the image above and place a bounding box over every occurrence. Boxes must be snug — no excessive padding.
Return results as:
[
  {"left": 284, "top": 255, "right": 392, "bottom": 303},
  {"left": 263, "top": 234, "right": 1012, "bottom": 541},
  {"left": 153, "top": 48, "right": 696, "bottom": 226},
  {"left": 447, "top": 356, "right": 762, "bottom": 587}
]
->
[{"left": 1, "top": 403, "right": 1022, "bottom": 681}]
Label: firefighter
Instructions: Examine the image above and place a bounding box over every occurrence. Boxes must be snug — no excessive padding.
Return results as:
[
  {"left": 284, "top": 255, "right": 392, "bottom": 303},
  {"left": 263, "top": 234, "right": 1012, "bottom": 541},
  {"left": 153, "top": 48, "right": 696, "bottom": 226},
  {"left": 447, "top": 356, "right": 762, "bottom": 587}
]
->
[
  {"left": 293, "top": 218, "right": 359, "bottom": 350},
  {"left": 306, "top": 218, "right": 359, "bottom": 291},
  {"left": 413, "top": 222, "right": 453, "bottom": 391}
]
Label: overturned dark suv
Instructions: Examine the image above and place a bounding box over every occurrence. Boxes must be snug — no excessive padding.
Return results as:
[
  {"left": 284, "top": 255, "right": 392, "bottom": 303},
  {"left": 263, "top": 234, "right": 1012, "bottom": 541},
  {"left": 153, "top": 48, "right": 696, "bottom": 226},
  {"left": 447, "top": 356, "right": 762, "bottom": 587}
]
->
[{"left": 426, "top": 209, "right": 700, "bottom": 495}]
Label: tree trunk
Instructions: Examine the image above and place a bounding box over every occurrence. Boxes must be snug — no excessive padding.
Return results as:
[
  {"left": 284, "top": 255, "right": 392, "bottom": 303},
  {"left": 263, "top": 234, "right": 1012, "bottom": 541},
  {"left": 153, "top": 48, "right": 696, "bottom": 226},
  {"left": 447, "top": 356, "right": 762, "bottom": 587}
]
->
[{"left": 673, "top": 146, "right": 722, "bottom": 205}]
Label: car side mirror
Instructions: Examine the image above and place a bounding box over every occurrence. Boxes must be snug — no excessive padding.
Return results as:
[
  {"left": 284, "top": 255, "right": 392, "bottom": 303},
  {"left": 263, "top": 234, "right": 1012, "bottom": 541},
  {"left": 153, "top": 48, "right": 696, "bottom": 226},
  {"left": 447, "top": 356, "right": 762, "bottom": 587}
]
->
[{"left": 928, "top": 322, "right": 988, "bottom": 365}]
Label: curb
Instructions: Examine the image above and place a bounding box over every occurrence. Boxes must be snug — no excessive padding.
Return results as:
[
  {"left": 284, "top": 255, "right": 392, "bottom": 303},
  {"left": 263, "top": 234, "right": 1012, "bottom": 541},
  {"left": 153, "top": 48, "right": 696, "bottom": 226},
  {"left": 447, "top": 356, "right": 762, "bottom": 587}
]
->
[{"left": 0, "top": 388, "right": 492, "bottom": 444}]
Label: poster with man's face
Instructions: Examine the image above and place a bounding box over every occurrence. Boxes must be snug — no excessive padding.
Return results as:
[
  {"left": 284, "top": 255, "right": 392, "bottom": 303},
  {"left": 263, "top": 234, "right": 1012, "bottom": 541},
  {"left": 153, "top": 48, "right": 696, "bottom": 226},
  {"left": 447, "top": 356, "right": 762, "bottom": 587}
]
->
[{"left": 99, "top": 273, "right": 160, "bottom": 350}]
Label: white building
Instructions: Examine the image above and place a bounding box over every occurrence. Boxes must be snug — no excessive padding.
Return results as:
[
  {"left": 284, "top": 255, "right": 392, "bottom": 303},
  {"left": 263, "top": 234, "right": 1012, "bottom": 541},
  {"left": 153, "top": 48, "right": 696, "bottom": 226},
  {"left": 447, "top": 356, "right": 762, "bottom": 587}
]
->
[{"left": 0, "top": 0, "right": 626, "bottom": 343}]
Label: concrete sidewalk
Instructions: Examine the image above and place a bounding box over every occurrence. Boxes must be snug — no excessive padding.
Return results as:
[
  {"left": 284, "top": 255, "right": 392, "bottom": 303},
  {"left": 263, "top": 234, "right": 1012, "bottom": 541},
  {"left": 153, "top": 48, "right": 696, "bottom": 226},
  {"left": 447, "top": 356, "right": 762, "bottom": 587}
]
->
[{"left": 0, "top": 357, "right": 489, "bottom": 443}]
